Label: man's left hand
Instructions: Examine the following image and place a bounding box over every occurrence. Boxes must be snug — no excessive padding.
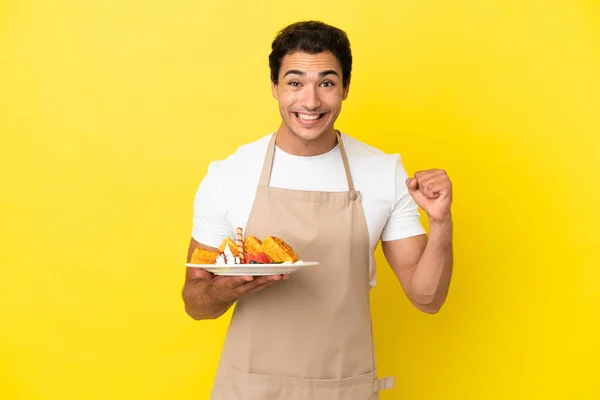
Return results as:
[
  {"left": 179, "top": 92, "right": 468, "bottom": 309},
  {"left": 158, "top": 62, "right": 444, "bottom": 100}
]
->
[{"left": 406, "top": 169, "right": 452, "bottom": 223}]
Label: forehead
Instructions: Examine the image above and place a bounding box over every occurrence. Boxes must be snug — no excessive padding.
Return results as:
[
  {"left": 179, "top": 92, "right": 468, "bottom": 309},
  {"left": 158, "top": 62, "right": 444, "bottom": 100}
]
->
[{"left": 279, "top": 51, "right": 342, "bottom": 77}]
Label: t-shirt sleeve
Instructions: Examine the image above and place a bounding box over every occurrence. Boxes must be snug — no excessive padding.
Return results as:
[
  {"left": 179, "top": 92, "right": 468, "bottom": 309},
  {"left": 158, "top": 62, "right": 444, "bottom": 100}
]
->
[
  {"left": 381, "top": 156, "right": 427, "bottom": 241},
  {"left": 191, "top": 161, "right": 232, "bottom": 248}
]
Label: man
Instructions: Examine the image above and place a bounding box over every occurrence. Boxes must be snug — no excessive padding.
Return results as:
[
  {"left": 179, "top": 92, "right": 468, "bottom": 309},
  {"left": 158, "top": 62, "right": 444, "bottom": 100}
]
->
[{"left": 182, "top": 20, "right": 453, "bottom": 400}]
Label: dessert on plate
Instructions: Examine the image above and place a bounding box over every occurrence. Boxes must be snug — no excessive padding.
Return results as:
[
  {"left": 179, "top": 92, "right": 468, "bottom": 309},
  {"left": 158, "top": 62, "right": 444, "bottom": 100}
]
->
[
  {"left": 260, "top": 236, "right": 299, "bottom": 263},
  {"left": 189, "top": 227, "right": 300, "bottom": 265},
  {"left": 189, "top": 248, "right": 219, "bottom": 264}
]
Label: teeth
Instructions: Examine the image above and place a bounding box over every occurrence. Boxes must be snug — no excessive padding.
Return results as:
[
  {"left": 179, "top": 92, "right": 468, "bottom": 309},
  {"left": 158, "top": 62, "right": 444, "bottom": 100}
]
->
[{"left": 297, "top": 113, "right": 320, "bottom": 121}]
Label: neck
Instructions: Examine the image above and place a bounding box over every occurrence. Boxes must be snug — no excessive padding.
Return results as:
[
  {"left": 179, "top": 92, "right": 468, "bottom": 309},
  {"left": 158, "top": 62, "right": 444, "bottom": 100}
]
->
[{"left": 275, "top": 124, "right": 338, "bottom": 157}]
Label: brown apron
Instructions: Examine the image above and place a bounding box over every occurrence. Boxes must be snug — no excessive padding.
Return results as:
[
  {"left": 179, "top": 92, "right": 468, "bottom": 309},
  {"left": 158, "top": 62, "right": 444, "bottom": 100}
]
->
[{"left": 210, "top": 131, "right": 394, "bottom": 400}]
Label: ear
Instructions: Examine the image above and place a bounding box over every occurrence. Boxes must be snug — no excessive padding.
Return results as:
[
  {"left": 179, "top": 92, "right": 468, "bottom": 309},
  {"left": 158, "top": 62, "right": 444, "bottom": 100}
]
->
[
  {"left": 271, "top": 81, "right": 279, "bottom": 100},
  {"left": 342, "top": 85, "right": 349, "bottom": 100}
]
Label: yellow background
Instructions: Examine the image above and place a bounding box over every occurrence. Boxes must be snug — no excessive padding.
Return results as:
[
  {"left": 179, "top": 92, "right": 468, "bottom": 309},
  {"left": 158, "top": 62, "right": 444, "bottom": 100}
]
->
[{"left": 1, "top": 0, "right": 599, "bottom": 399}]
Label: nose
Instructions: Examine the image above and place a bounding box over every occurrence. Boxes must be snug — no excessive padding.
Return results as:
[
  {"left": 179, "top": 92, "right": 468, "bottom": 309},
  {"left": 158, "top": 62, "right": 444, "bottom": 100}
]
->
[{"left": 300, "top": 86, "right": 321, "bottom": 111}]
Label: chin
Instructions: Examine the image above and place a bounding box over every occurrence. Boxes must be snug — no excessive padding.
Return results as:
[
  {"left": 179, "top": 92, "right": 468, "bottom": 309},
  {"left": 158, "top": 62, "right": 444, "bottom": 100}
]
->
[
  {"left": 292, "top": 128, "right": 328, "bottom": 142},
  {"left": 290, "top": 122, "right": 335, "bottom": 143}
]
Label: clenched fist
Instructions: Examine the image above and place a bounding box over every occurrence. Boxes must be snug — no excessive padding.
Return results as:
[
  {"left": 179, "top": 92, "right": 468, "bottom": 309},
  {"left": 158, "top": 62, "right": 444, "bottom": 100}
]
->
[{"left": 406, "top": 169, "right": 452, "bottom": 223}]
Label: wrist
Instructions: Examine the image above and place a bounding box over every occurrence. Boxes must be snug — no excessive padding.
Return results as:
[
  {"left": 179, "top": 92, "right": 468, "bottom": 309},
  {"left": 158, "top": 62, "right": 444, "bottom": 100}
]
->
[
  {"left": 429, "top": 214, "right": 452, "bottom": 228},
  {"left": 427, "top": 214, "right": 453, "bottom": 245}
]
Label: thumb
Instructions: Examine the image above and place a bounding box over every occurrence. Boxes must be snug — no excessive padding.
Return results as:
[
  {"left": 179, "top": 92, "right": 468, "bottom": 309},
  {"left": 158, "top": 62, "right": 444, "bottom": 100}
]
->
[
  {"left": 406, "top": 178, "right": 427, "bottom": 206},
  {"left": 406, "top": 177, "right": 419, "bottom": 192}
]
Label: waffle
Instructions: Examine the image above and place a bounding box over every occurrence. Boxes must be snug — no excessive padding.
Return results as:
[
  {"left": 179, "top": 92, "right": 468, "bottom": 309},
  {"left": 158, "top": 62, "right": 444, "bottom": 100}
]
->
[
  {"left": 218, "top": 237, "right": 240, "bottom": 257},
  {"left": 190, "top": 248, "right": 219, "bottom": 264},
  {"left": 243, "top": 236, "right": 263, "bottom": 254},
  {"left": 260, "top": 236, "right": 299, "bottom": 263}
]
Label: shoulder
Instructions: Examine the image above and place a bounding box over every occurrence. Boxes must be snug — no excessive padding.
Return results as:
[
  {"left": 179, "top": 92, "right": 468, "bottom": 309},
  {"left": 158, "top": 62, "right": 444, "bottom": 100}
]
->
[
  {"left": 340, "top": 131, "right": 405, "bottom": 174},
  {"left": 205, "top": 133, "right": 273, "bottom": 178},
  {"left": 339, "top": 132, "right": 412, "bottom": 206}
]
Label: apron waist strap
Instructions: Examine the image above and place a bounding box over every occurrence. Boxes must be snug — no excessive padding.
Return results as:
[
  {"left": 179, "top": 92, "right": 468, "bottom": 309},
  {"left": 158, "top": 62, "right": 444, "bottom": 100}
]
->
[{"left": 374, "top": 376, "right": 395, "bottom": 392}]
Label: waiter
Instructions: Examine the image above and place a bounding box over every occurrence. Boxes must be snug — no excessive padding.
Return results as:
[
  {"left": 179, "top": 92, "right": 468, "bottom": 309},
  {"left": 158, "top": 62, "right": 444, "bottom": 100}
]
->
[{"left": 182, "top": 20, "right": 453, "bottom": 400}]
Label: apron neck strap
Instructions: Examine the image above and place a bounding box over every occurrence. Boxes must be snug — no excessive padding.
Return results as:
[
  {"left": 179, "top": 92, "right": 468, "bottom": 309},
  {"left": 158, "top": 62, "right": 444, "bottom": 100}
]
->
[{"left": 259, "top": 130, "right": 356, "bottom": 192}]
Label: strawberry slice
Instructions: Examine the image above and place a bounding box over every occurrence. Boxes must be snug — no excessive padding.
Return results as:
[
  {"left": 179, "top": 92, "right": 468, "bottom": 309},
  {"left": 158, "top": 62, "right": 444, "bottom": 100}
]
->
[
  {"left": 245, "top": 252, "right": 271, "bottom": 264},
  {"left": 256, "top": 252, "right": 271, "bottom": 264}
]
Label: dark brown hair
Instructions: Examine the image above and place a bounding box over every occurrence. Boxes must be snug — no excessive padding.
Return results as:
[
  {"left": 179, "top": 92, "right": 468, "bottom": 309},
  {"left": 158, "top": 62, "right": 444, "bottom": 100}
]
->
[{"left": 269, "top": 21, "right": 353, "bottom": 89}]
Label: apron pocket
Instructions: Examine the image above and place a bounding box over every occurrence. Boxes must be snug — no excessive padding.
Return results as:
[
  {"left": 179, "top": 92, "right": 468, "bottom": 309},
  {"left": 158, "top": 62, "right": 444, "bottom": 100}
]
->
[{"left": 212, "top": 364, "right": 377, "bottom": 400}]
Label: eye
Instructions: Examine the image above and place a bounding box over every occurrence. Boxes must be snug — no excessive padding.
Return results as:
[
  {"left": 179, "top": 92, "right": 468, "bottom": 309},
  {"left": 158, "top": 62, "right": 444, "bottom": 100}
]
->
[
  {"left": 288, "top": 81, "right": 300, "bottom": 87},
  {"left": 321, "top": 81, "right": 335, "bottom": 87}
]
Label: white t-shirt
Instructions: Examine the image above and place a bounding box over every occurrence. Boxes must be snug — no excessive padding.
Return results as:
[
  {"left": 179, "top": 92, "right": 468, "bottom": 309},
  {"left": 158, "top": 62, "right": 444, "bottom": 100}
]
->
[{"left": 191, "top": 132, "right": 426, "bottom": 287}]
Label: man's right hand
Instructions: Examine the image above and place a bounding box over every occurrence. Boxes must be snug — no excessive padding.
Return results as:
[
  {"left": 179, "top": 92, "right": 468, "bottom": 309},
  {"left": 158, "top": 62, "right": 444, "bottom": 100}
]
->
[
  {"left": 206, "top": 271, "right": 289, "bottom": 304},
  {"left": 183, "top": 238, "right": 290, "bottom": 320},
  {"left": 183, "top": 268, "right": 289, "bottom": 320}
]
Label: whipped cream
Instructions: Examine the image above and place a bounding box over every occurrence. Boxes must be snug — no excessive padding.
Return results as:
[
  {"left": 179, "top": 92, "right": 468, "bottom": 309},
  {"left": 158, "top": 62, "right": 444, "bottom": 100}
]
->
[{"left": 214, "top": 242, "right": 242, "bottom": 265}]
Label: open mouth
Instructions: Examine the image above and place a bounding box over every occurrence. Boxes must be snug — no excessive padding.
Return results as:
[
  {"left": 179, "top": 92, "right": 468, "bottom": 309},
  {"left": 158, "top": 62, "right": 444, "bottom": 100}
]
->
[{"left": 293, "top": 112, "right": 326, "bottom": 122}]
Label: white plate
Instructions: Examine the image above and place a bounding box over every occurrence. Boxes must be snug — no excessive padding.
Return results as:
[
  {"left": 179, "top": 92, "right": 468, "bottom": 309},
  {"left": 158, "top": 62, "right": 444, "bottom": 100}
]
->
[{"left": 185, "top": 261, "right": 319, "bottom": 276}]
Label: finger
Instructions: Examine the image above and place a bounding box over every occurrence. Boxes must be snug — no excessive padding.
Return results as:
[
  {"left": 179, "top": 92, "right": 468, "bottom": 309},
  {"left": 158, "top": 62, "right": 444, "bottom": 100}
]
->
[
  {"left": 405, "top": 177, "right": 419, "bottom": 192},
  {"left": 234, "top": 276, "right": 278, "bottom": 295},
  {"left": 212, "top": 275, "right": 254, "bottom": 290},
  {"left": 186, "top": 266, "right": 215, "bottom": 282},
  {"left": 241, "top": 275, "right": 277, "bottom": 288},
  {"left": 421, "top": 178, "right": 449, "bottom": 198},
  {"left": 414, "top": 169, "right": 445, "bottom": 182},
  {"left": 417, "top": 178, "right": 437, "bottom": 198},
  {"left": 413, "top": 170, "right": 425, "bottom": 179},
  {"left": 245, "top": 280, "right": 279, "bottom": 295}
]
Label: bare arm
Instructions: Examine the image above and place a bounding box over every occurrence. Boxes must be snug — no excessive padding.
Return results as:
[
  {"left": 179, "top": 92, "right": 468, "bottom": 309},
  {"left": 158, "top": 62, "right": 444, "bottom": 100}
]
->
[
  {"left": 382, "top": 217, "right": 453, "bottom": 314},
  {"left": 182, "top": 238, "right": 286, "bottom": 320},
  {"left": 383, "top": 168, "right": 454, "bottom": 314}
]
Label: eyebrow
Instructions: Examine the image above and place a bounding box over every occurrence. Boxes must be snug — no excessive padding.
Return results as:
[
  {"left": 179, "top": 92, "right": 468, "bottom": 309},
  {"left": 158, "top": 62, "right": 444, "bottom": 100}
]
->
[{"left": 283, "top": 69, "right": 340, "bottom": 79}]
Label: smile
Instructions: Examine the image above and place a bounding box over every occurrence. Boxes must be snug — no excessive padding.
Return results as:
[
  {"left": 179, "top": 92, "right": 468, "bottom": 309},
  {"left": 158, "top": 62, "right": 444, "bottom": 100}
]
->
[{"left": 294, "top": 112, "right": 325, "bottom": 121}]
